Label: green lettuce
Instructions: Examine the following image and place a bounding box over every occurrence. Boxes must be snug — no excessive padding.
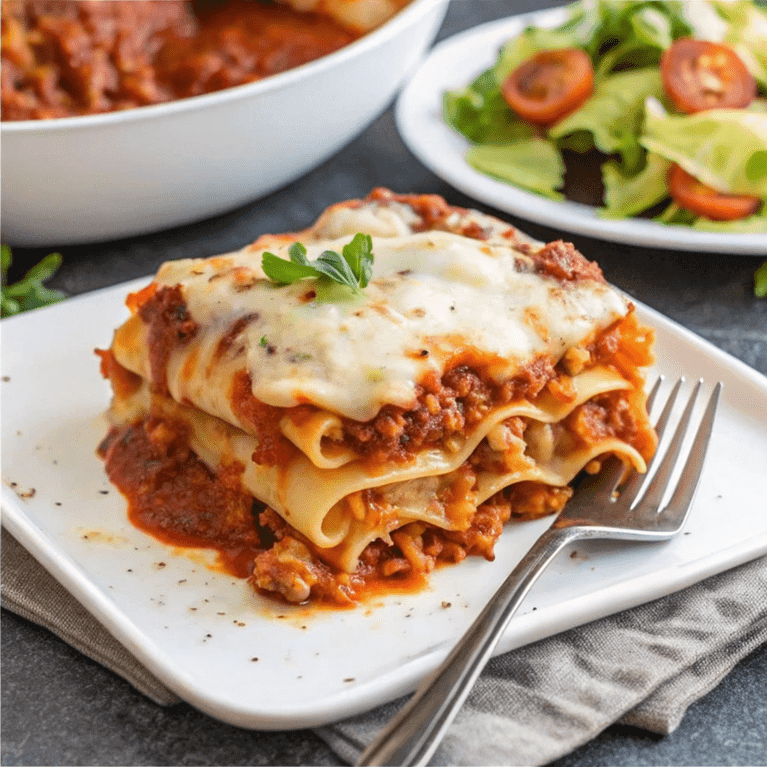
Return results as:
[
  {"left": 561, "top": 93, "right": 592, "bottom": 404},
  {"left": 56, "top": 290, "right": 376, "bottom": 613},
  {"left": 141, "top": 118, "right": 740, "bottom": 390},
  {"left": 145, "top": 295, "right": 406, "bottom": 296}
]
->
[
  {"left": 443, "top": 0, "right": 690, "bottom": 145},
  {"left": 640, "top": 98, "right": 767, "bottom": 196},
  {"left": 712, "top": 0, "right": 767, "bottom": 87},
  {"left": 653, "top": 202, "right": 699, "bottom": 226},
  {"left": 651, "top": 204, "right": 767, "bottom": 232},
  {"left": 591, "top": 1, "right": 693, "bottom": 77},
  {"left": 601, "top": 153, "right": 671, "bottom": 218},
  {"left": 549, "top": 68, "right": 665, "bottom": 174},
  {"left": 691, "top": 213, "right": 767, "bottom": 233},
  {"left": 466, "top": 138, "right": 566, "bottom": 199},
  {"left": 575, "top": 1, "right": 693, "bottom": 61},
  {"left": 443, "top": 68, "right": 535, "bottom": 145}
]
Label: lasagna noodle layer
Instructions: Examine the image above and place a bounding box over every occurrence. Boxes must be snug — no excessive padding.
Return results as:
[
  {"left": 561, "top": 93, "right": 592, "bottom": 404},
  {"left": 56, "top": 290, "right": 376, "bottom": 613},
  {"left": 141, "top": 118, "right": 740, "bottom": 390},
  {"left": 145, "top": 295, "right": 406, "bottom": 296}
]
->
[{"left": 107, "top": 364, "right": 646, "bottom": 571}]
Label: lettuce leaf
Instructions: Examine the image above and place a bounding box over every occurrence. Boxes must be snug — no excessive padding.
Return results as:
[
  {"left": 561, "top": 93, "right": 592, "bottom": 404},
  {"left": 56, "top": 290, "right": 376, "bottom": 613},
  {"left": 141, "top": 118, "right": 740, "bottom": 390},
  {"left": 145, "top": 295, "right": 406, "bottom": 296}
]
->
[
  {"left": 591, "top": 2, "right": 693, "bottom": 77},
  {"left": 441, "top": 8, "right": 599, "bottom": 145},
  {"left": 601, "top": 153, "right": 671, "bottom": 218},
  {"left": 549, "top": 69, "right": 665, "bottom": 173},
  {"left": 640, "top": 98, "right": 767, "bottom": 196},
  {"left": 712, "top": 0, "right": 767, "bottom": 87},
  {"left": 465, "top": 138, "right": 565, "bottom": 199},
  {"left": 652, "top": 204, "right": 767, "bottom": 232},
  {"left": 691, "top": 212, "right": 767, "bottom": 233},
  {"left": 654, "top": 201, "right": 699, "bottom": 226},
  {"left": 584, "top": 1, "right": 693, "bottom": 58},
  {"left": 443, "top": 60, "right": 535, "bottom": 144}
]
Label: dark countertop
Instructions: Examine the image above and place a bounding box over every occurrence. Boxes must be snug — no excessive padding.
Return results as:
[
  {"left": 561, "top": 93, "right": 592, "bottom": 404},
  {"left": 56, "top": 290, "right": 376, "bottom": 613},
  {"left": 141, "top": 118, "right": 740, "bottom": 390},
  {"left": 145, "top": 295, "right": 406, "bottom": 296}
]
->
[{"left": 3, "top": 1, "right": 766, "bottom": 764}]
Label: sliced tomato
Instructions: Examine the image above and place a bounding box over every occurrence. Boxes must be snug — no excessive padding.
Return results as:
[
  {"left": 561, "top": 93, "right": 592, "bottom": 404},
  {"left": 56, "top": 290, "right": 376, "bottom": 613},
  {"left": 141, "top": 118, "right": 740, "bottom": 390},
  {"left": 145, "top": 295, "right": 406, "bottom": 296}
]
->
[
  {"left": 501, "top": 48, "right": 594, "bottom": 126},
  {"left": 661, "top": 38, "right": 756, "bottom": 114},
  {"left": 667, "top": 164, "right": 761, "bottom": 221}
]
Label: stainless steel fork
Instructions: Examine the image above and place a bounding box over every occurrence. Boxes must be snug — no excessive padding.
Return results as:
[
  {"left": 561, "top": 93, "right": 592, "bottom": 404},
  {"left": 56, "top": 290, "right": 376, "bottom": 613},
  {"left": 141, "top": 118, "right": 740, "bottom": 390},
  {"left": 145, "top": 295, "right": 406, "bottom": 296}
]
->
[{"left": 358, "top": 377, "right": 722, "bottom": 767}]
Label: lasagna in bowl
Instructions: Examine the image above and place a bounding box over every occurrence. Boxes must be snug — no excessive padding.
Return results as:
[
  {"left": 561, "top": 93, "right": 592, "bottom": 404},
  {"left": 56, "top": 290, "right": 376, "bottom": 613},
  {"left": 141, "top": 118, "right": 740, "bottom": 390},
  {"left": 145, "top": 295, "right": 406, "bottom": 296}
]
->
[{"left": 97, "top": 189, "right": 657, "bottom": 605}]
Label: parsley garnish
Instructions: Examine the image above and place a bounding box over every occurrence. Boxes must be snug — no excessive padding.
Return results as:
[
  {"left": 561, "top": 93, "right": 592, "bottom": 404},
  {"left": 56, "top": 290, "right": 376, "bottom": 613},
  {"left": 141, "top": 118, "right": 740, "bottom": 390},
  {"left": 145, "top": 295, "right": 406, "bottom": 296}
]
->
[
  {"left": 262, "top": 233, "right": 374, "bottom": 294},
  {"left": 1, "top": 245, "right": 67, "bottom": 318}
]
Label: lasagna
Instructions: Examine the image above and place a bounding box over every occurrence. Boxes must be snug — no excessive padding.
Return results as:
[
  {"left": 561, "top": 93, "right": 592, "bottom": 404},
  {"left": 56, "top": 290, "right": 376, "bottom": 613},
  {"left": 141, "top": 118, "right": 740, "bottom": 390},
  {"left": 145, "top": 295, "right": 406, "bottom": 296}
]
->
[{"left": 97, "top": 189, "right": 657, "bottom": 605}]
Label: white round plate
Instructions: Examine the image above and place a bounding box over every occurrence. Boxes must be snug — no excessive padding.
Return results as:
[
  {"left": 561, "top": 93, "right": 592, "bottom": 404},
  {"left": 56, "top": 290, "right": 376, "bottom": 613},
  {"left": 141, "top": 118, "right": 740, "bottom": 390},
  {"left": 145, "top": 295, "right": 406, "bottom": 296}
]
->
[{"left": 396, "top": 8, "right": 767, "bottom": 255}]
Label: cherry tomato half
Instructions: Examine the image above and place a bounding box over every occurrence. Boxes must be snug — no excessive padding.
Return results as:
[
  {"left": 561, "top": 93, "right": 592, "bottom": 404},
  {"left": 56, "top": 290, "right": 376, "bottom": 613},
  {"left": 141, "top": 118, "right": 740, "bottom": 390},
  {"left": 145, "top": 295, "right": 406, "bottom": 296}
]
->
[
  {"left": 667, "top": 164, "right": 761, "bottom": 221},
  {"left": 501, "top": 48, "right": 594, "bottom": 126},
  {"left": 661, "top": 38, "right": 756, "bottom": 114}
]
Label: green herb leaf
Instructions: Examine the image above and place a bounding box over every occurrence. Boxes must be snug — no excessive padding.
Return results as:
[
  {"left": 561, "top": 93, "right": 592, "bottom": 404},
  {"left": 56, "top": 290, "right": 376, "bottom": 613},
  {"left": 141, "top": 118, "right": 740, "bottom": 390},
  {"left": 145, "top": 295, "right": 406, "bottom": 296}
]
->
[
  {"left": 1, "top": 246, "right": 67, "bottom": 318},
  {"left": 262, "top": 233, "right": 374, "bottom": 294},
  {"left": 341, "top": 233, "right": 374, "bottom": 288},
  {"left": 313, "top": 249, "right": 360, "bottom": 291},
  {"left": 262, "top": 251, "right": 318, "bottom": 283},
  {"left": 288, "top": 242, "right": 310, "bottom": 266}
]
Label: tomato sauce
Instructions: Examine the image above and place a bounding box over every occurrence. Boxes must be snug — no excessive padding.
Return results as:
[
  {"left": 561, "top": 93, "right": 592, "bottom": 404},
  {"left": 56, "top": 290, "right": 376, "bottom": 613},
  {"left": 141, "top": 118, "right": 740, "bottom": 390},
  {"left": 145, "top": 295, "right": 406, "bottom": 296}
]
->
[
  {"left": 99, "top": 418, "right": 264, "bottom": 579},
  {"left": 97, "top": 416, "right": 432, "bottom": 603},
  {"left": 137, "top": 284, "right": 199, "bottom": 396},
  {"left": 1, "top": 0, "right": 359, "bottom": 120}
]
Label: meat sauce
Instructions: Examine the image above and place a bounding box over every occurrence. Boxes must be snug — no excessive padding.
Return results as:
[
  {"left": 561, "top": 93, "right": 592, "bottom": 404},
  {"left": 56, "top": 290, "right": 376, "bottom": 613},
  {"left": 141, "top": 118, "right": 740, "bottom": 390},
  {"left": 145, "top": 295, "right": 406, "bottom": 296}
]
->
[
  {"left": 1, "top": 0, "right": 359, "bottom": 120},
  {"left": 97, "top": 382, "right": 650, "bottom": 605},
  {"left": 98, "top": 416, "right": 263, "bottom": 579},
  {"left": 96, "top": 415, "right": 495, "bottom": 605},
  {"left": 137, "top": 284, "right": 199, "bottom": 396}
]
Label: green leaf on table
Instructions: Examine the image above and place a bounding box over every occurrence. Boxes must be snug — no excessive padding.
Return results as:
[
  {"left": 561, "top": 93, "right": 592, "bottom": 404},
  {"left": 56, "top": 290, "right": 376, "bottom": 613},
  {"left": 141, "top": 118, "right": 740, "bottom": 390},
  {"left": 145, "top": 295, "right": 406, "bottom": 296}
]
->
[
  {"left": 1, "top": 245, "right": 67, "bottom": 318},
  {"left": 755, "top": 261, "right": 767, "bottom": 298}
]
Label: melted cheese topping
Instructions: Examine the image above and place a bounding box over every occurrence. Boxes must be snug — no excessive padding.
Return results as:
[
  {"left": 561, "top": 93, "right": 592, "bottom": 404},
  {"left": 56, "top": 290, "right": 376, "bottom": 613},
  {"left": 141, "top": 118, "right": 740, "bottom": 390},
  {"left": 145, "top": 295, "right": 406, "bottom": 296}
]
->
[{"left": 153, "top": 230, "right": 628, "bottom": 422}]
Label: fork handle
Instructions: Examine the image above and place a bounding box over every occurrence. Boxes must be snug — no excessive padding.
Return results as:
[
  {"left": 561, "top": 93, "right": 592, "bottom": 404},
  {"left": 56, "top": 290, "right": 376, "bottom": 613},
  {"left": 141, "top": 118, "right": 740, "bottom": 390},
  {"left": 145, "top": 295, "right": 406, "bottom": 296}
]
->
[{"left": 357, "top": 525, "right": 579, "bottom": 767}]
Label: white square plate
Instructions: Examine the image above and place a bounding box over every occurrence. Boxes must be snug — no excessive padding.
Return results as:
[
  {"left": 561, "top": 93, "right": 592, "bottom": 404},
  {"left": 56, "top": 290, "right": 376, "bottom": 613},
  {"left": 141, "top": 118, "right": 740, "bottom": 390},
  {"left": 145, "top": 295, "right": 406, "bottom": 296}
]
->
[{"left": 3, "top": 280, "right": 767, "bottom": 729}]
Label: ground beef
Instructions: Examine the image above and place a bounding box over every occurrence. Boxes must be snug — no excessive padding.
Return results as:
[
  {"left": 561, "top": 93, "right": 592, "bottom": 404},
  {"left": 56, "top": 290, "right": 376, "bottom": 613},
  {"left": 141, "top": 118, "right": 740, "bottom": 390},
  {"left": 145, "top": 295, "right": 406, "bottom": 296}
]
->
[
  {"left": 137, "top": 284, "right": 198, "bottom": 396},
  {"left": 338, "top": 356, "right": 556, "bottom": 464}
]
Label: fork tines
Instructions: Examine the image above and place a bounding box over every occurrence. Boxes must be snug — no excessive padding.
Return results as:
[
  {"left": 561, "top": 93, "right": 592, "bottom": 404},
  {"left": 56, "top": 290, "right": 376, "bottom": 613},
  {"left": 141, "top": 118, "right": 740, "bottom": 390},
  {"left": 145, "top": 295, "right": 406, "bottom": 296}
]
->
[{"left": 629, "top": 376, "right": 723, "bottom": 518}]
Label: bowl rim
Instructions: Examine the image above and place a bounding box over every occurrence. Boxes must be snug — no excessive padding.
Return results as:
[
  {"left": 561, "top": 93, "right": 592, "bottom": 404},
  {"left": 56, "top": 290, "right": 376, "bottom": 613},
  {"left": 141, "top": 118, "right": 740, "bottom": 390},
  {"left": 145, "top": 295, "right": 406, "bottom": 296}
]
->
[{"left": 1, "top": 0, "right": 447, "bottom": 134}]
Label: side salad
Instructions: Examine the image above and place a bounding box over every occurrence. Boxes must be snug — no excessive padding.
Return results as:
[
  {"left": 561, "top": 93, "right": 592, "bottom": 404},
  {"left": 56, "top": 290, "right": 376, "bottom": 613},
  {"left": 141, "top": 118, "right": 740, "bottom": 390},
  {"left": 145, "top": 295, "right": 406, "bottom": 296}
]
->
[{"left": 443, "top": 0, "right": 767, "bottom": 234}]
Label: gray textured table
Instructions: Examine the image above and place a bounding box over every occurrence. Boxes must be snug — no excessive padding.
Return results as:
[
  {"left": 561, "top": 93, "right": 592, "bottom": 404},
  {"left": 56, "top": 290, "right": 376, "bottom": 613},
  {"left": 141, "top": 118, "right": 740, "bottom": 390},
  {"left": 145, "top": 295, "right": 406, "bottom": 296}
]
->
[{"left": 3, "top": 1, "right": 767, "bottom": 764}]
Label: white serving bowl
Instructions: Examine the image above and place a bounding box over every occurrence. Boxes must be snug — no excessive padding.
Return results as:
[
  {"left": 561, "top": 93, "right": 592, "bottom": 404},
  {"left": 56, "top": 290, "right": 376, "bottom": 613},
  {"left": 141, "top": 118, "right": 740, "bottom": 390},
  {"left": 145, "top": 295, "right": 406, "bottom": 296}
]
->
[{"left": 1, "top": 0, "right": 448, "bottom": 246}]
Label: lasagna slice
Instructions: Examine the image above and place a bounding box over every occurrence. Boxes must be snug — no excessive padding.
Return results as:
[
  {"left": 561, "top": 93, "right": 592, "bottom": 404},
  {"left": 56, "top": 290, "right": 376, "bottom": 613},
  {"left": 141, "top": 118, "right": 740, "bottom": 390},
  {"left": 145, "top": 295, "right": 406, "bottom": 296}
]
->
[{"left": 97, "top": 189, "right": 657, "bottom": 605}]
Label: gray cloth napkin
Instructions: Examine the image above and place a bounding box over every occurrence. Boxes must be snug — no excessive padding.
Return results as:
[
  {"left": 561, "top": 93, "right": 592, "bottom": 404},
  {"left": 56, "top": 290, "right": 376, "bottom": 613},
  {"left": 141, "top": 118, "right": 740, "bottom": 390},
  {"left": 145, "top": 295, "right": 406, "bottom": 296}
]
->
[{"left": 3, "top": 526, "right": 766, "bottom": 766}]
